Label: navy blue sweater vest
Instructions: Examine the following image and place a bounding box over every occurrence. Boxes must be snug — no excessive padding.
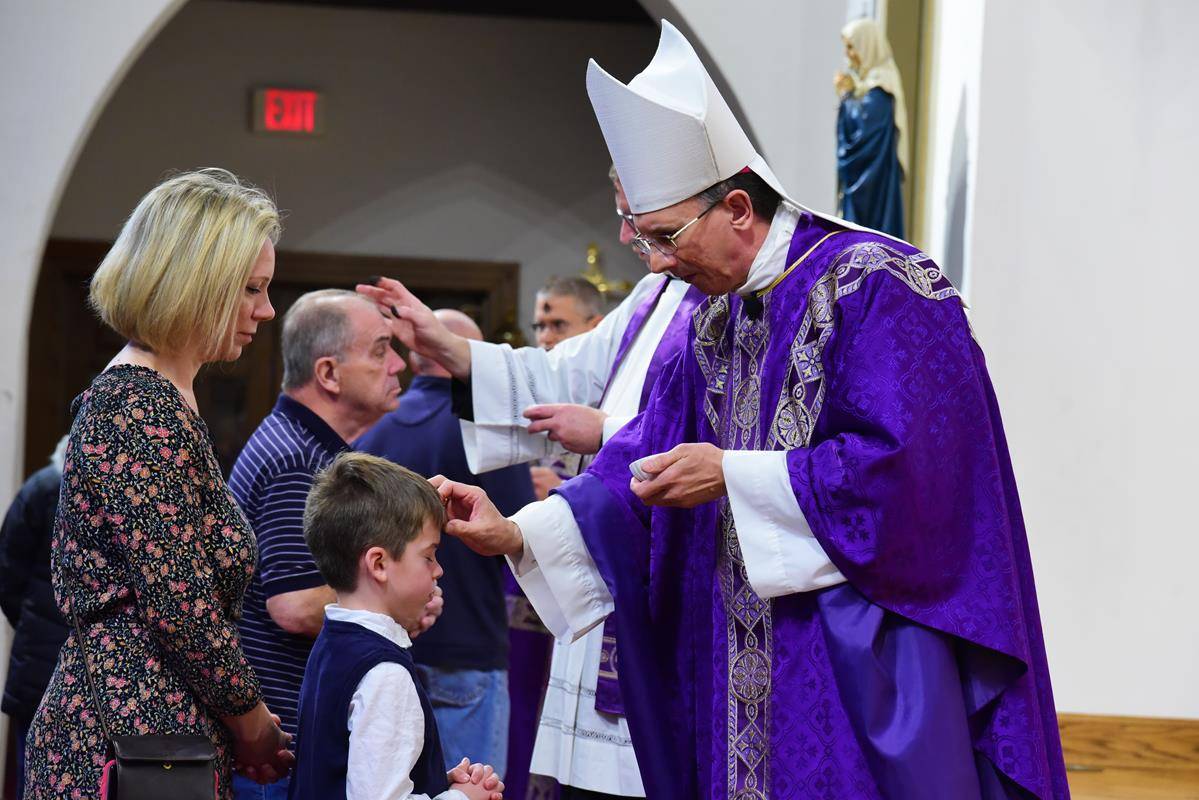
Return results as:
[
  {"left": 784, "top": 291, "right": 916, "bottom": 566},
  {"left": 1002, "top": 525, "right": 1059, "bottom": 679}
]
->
[{"left": 289, "top": 618, "right": 446, "bottom": 800}]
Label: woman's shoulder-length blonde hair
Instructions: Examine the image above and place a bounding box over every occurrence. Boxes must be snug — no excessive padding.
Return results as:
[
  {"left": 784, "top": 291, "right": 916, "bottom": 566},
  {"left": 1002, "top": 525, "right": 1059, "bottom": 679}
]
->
[{"left": 89, "top": 168, "right": 281, "bottom": 358}]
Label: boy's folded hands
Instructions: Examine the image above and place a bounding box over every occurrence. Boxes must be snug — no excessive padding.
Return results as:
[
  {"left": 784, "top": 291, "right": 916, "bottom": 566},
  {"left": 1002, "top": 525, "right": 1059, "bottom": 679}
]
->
[{"left": 447, "top": 757, "right": 504, "bottom": 800}]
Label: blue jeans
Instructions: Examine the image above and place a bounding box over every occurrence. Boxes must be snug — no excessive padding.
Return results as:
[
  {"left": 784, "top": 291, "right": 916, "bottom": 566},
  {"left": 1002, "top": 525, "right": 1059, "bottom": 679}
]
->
[
  {"left": 232, "top": 773, "right": 291, "bottom": 800},
  {"left": 416, "top": 666, "right": 509, "bottom": 777}
]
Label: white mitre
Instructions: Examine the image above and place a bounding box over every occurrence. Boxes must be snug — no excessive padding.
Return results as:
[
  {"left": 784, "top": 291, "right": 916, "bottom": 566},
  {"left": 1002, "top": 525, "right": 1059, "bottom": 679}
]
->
[
  {"left": 586, "top": 19, "right": 901, "bottom": 247},
  {"left": 586, "top": 20, "right": 793, "bottom": 214}
]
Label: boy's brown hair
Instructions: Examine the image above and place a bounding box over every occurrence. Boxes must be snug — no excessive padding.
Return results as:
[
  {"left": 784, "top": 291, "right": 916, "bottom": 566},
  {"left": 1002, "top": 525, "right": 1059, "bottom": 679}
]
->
[{"left": 304, "top": 452, "right": 445, "bottom": 592}]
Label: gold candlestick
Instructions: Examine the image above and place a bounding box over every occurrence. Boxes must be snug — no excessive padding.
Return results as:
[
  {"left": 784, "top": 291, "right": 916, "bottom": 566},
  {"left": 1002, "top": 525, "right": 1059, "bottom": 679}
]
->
[{"left": 580, "top": 243, "right": 633, "bottom": 301}]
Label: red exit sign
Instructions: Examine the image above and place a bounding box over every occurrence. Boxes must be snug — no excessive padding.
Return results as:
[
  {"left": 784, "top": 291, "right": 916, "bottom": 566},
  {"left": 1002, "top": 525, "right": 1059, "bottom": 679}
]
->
[{"left": 252, "top": 88, "right": 324, "bottom": 135}]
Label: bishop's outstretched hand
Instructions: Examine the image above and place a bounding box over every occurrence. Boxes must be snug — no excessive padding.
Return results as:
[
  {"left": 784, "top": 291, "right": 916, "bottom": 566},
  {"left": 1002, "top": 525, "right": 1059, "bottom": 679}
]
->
[
  {"left": 356, "top": 276, "right": 472, "bottom": 379},
  {"left": 429, "top": 475, "right": 524, "bottom": 558}
]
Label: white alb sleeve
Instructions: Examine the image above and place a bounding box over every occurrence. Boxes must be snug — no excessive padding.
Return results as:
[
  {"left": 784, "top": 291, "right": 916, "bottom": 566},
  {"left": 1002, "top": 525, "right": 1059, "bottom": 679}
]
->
[
  {"left": 722, "top": 450, "right": 846, "bottom": 599},
  {"left": 505, "top": 495, "right": 613, "bottom": 642}
]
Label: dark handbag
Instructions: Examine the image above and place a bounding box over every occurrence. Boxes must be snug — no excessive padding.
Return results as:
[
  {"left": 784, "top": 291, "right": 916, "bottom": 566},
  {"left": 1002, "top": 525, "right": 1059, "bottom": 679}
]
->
[{"left": 71, "top": 609, "right": 219, "bottom": 800}]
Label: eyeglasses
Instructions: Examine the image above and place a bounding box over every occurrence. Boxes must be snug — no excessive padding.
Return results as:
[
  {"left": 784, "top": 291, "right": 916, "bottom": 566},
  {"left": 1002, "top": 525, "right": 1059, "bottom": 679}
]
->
[
  {"left": 630, "top": 196, "right": 724, "bottom": 258},
  {"left": 615, "top": 207, "right": 637, "bottom": 228}
]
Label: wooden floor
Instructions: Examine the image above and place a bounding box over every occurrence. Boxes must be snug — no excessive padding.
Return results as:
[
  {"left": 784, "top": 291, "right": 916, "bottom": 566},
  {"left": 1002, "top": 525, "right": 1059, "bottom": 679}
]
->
[
  {"left": 1062, "top": 714, "right": 1199, "bottom": 799},
  {"left": 1069, "top": 766, "right": 1199, "bottom": 798}
]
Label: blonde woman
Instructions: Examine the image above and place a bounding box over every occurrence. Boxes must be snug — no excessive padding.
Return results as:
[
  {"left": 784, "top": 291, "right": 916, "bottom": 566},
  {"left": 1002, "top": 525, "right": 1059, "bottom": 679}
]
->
[{"left": 25, "top": 169, "right": 293, "bottom": 799}]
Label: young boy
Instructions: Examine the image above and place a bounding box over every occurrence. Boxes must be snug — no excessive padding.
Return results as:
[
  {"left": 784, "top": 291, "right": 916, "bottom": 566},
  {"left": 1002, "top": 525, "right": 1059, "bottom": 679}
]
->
[{"left": 289, "top": 452, "right": 504, "bottom": 800}]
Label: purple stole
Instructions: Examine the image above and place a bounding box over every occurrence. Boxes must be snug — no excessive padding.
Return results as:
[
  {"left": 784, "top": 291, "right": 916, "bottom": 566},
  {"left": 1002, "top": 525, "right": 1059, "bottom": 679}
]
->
[
  {"left": 557, "top": 213, "right": 1069, "bottom": 798},
  {"left": 593, "top": 276, "right": 704, "bottom": 717}
]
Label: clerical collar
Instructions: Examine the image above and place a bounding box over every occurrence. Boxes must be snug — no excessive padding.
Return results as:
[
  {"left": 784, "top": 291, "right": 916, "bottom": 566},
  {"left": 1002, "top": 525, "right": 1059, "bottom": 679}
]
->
[{"left": 736, "top": 201, "right": 802, "bottom": 296}]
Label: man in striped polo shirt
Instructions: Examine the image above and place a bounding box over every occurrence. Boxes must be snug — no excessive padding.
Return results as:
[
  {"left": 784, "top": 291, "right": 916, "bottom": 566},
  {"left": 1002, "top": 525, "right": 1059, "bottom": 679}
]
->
[{"left": 229, "top": 289, "right": 408, "bottom": 800}]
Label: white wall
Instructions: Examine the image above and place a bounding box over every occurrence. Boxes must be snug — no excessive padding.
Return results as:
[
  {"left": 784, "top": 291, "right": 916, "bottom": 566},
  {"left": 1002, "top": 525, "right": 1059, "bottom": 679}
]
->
[
  {"left": 0, "top": 0, "right": 185, "bottom": 775},
  {"left": 51, "top": 1, "right": 658, "bottom": 326},
  {"left": 918, "top": 0, "right": 985, "bottom": 291},
  {"left": 640, "top": 0, "right": 846, "bottom": 213},
  {"left": 969, "top": 0, "right": 1199, "bottom": 717}
]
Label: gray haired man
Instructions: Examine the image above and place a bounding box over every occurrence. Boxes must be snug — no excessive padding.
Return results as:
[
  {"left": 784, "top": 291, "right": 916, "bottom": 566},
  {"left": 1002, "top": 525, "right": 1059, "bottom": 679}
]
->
[{"left": 229, "top": 289, "right": 423, "bottom": 800}]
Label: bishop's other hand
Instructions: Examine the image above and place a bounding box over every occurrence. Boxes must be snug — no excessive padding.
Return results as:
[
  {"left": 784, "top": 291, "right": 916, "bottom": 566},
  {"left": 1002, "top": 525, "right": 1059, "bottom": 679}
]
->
[
  {"left": 630, "top": 442, "right": 727, "bottom": 508},
  {"left": 429, "top": 475, "right": 524, "bottom": 557}
]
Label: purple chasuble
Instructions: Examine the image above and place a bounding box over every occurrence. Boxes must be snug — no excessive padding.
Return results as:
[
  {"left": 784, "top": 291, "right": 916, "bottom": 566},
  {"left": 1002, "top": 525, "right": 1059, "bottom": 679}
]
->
[
  {"left": 554, "top": 213, "right": 1069, "bottom": 799},
  {"left": 594, "top": 276, "right": 706, "bottom": 717}
]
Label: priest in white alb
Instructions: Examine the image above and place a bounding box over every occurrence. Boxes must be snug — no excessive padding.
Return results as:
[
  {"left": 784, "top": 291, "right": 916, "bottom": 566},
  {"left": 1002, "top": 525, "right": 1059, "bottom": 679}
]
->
[{"left": 360, "top": 173, "right": 704, "bottom": 798}]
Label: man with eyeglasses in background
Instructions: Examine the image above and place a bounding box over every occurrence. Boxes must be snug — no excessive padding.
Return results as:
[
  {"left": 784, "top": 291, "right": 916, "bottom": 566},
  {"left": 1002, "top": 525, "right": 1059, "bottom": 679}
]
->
[
  {"left": 528, "top": 276, "right": 604, "bottom": 502},
  {"left": 531, "top": 275, "right": 605, "bottom": 351},
  {"left": 526, "top": 275, "right": 604, "bottom": 500}
]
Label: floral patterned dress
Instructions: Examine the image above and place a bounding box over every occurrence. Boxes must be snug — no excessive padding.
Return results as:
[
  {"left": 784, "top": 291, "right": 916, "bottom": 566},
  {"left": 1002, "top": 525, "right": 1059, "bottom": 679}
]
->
[{"left": 25, "top": 365, "right": 262, "bottom": 799}]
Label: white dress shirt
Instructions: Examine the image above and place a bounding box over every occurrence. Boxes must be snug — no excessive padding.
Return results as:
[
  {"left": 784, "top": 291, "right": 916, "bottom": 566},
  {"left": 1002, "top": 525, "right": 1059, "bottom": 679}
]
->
[
  {"left": 508, "top": 201, "right": 846, "bottom": 642},
  {"left": 324, "top": 605, "right": 468, "bottom": 800}
]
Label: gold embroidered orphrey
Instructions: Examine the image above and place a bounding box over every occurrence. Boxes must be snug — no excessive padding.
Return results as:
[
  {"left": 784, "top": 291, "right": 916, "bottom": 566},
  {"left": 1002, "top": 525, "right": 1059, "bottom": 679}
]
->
[{"left": 691, "top": 239, "right": 959, "bottom": 799}]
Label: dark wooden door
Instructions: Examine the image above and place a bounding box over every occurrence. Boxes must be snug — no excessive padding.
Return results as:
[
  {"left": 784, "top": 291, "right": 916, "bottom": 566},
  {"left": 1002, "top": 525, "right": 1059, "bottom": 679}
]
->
[{"left": 26, "top": 240, "right": 521, "bottom": 477}]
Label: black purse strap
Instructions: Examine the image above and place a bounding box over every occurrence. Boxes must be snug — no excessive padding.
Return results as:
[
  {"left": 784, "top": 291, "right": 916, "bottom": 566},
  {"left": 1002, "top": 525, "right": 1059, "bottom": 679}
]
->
[{"left": 70, "top": 604, "right": 114, "bottom": 747}]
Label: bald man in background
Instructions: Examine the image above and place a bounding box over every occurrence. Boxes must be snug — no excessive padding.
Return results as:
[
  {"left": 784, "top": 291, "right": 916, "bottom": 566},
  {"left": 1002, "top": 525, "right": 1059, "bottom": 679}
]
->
[{"left": 356, "top": 309, "right": 536, "bottom": 779}]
